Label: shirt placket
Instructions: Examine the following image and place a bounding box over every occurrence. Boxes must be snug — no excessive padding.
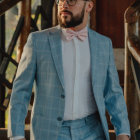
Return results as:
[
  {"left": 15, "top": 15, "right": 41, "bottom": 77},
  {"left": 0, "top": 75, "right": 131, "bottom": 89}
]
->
[{"left": 73, "top": 38, "right": 80, "bottom": 119}]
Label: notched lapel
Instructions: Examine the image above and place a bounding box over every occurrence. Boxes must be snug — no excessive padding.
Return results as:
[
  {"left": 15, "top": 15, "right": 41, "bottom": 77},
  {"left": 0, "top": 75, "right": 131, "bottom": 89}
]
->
[
  {"left": 48, "top": 28, "right": 65, "bottom": 90},
  {"left": 88, "top": 28, "right": 98, "bottom": 88}
]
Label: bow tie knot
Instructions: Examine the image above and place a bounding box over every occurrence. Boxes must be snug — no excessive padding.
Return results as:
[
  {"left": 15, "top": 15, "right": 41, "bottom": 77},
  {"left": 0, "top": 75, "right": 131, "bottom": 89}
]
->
[{"left": 62, "top": 28, "right": 88, "bottom": 41}]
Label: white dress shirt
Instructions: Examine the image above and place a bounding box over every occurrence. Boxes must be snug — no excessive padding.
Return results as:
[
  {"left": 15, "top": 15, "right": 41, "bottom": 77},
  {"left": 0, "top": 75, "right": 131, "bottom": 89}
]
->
[{"left": 61, "top": 27, "right": 97, "bottom": 120}]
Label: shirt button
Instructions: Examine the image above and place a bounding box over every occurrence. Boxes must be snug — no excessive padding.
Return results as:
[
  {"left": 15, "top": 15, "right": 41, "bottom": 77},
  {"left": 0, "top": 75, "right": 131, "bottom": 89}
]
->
[
  {"left": 57, "top": 117, "right": 62, "bottom": 121},
  {"left": 61, "top": 94, "right": 65, "bottom": 98}
]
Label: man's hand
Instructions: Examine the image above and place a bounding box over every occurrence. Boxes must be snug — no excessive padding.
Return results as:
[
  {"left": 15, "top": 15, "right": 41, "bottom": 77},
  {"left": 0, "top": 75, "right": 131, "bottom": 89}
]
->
[{"left": 116, "top": 135, "right": 129, "bottom": 140}]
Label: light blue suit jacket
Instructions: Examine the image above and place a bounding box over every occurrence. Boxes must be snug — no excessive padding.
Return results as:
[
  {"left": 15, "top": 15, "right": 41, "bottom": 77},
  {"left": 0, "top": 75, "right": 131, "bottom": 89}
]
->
[{"left": 8, "top": 26, "right": 130, "bottom": 140}]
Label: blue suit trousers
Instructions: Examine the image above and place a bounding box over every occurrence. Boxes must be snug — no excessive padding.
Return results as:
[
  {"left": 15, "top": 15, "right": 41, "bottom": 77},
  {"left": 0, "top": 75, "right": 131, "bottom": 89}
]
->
[{"left": 57, "top": 112, "right": 106, "bottom": 140}]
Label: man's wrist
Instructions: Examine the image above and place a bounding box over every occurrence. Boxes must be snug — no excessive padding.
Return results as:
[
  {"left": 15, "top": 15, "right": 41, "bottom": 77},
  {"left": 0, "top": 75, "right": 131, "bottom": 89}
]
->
[
  {"left": 117, "top": 133, "right": 130, "bottom": 137},
  {"left": 10, "top": 136, "right": 25, "bottom": 140},
  {"left": 116, "top": 135, "right": 130, "bottom": 140}
]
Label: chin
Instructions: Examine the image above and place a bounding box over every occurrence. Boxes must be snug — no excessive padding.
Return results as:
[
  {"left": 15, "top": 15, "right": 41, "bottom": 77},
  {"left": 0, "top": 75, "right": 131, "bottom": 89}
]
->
[
  {"left": 61, "top": 16, "right": 70, "bottom": 22},
  {"left": 61, "top": 19, "right": 70, "bottom": 24}
]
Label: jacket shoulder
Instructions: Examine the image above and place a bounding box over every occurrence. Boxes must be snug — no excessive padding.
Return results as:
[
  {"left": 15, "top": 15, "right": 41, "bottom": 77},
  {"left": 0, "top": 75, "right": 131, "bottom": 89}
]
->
[
  {"left": 29, "top": 26, "right": 60, "bottom": 40},
  {"left": 89, "top": 28, "right": 111, "bottom": 43}
]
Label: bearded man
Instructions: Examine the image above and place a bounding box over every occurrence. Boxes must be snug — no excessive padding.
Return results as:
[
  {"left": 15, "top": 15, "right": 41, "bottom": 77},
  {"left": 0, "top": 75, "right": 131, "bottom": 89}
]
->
[{"left": 8, "top": 0, "right": 130, "bottom": 140}]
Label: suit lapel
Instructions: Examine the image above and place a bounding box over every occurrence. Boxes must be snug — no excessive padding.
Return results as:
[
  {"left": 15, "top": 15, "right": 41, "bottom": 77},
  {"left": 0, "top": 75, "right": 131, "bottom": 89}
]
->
[
  {"left": 88, "top": 28, "right": 98, "bottom": 89},
  {"left": 48, "top": 27, "right": 65, "bottom": 89}
]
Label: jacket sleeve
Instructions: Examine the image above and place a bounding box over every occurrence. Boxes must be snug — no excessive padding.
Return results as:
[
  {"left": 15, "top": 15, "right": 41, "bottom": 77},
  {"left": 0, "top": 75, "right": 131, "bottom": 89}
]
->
[
  {"left": 8, "top": 33, "right": 36, "bottom": 138},
  {"left": 104, "top": 39, "right": 130, "bottom": 136}
]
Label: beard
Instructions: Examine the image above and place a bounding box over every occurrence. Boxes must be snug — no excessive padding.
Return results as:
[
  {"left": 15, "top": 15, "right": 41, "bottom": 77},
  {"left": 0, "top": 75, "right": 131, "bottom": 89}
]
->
[{"left": 58, "top": 4, "right": 86, "bottom": 28}]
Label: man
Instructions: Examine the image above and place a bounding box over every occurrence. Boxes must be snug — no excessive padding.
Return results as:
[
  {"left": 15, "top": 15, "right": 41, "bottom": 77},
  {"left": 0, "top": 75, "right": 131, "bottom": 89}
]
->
[{"left": 8, "top": 0, "right": 130, "bottom": 140}]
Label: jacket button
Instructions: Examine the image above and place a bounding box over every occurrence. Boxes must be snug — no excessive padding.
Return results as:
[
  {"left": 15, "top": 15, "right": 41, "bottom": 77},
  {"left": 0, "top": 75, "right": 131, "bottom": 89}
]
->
[
  {"left": 61, "top": 94, "right": 65, "bottom": 98},
  {"left": 57, "top": 117, "right": 62, "bottom": 121}
]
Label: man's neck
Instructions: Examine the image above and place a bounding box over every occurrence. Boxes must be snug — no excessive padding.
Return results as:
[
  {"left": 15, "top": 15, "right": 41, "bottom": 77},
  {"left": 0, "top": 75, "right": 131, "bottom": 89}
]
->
[{"left": 66, "top": 22, "right": 88, "bottom": 31}]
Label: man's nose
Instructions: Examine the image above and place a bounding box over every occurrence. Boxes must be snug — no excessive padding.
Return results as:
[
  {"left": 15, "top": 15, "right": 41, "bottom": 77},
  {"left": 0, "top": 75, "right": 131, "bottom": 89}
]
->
[{"left": 61, "top": 0, "right": 69, "bottom": 8}]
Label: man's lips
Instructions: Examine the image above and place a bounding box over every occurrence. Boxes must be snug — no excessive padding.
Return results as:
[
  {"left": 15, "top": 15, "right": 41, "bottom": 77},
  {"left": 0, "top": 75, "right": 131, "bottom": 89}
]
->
[
  {"left": 60, "top": 10, "right": 72, "bottom": 16},
  {"left": 61, "top": 12, "right": 70, "bottom": 16}
]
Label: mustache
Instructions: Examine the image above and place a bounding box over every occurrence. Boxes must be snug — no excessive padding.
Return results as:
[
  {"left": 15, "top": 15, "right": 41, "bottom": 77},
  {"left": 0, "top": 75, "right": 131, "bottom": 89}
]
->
[{"left": 60, "top": 10, "right": 72, "bottom": 16}]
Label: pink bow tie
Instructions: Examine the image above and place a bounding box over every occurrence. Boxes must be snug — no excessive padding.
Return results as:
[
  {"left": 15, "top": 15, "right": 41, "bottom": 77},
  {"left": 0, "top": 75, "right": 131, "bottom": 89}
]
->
[{"left": 62, "top": 28, "right": 88, "bottom": 41}]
